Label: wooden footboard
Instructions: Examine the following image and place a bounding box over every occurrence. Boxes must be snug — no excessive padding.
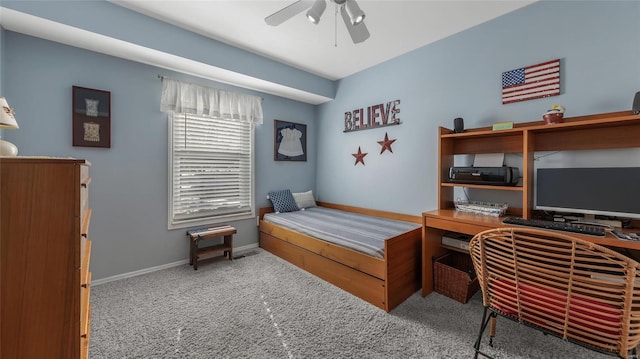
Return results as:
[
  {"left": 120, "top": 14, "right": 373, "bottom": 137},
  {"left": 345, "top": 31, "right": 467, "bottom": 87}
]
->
[
  {"left": 385, "top": 229, "right": 422, "bottom": 310},
  {"left": 258, "top": 202, "right": 421, "bottom": 312}
]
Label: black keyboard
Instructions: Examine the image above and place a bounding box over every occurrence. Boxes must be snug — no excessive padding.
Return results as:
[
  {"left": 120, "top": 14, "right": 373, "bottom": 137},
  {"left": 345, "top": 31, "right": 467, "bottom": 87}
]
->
[{"left": 502, "top": 217, "right": 606, "bottom": 237}]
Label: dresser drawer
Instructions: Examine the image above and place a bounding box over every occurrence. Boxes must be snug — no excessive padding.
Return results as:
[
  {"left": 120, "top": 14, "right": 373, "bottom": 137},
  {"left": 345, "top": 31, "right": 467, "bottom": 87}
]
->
[
  {"left": 81, "top": 327, "right": 90, "bottom": 359},
  {"left": 82, "top": 208, "right": 92, "bottom": 238},
  {"left": 80, "top": 172, "right": 91, "bottom": 227},
  {"left": 80, "top": 165, "right": 90, "bottom": 185},
  {"left": 81, "top": 181, "right": 89, "bottom": 214},
  {"left": 80, "top": 272, "right": 91, "bottom": 338},
  {"left": 80, "top": 273, "right": 91, "bottom": 359},
  {"left": 81, "top": 237, "right": 92, "bottom": 285}
]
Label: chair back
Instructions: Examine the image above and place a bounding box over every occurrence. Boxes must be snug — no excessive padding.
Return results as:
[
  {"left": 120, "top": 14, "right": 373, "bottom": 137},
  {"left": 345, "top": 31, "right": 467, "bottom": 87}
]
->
[{"left": 469, "top": 227, "right": 640, "bottom": 357}]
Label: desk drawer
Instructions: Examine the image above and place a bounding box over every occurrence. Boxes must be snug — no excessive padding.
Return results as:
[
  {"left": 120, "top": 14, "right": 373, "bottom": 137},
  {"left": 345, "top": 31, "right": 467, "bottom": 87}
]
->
[{"left": 425, "top": 217, "right": 493, "bottom": 235}]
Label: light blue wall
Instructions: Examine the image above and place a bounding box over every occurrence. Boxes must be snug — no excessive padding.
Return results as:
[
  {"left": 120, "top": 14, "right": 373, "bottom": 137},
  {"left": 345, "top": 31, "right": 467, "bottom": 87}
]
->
[
  {"left": 316, "top": 0, "right": 640, "bottom": 215},
  {"left": 0, "top": 26, "right": 4, "bottom": 140},
  {"left": 3, "top": 31, "right": 316, "bottom": 280},
  {"left": 0, "top": 26, "right": 4, "bottom": 94}
]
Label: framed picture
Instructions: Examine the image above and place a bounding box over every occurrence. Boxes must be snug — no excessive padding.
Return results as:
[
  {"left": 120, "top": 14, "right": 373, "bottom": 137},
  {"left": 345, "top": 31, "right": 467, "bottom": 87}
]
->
[
  {"left": 73, "top": 86, "right": 111, "bottom": 148},
  {"left": 274, "top": 120, "right": 306, "bottom": 161}
]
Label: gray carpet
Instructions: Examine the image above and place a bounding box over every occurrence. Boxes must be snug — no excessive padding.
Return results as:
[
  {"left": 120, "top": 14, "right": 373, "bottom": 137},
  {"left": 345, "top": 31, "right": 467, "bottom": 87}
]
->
[{"left": 89, "top": 249, "right": 610, "bottom": 358}]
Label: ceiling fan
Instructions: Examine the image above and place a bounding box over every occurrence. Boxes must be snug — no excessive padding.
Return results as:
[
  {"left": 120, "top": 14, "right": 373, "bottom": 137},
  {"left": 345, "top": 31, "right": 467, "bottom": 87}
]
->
[{"left": 265, "top": 0, "right": 370, "bottom": 44}]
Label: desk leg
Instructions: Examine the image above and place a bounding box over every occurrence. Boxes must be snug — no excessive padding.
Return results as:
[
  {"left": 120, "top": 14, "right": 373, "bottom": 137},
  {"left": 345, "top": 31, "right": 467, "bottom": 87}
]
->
[{"left": 422, "top": 227, "right": 448, "bottom": 297}]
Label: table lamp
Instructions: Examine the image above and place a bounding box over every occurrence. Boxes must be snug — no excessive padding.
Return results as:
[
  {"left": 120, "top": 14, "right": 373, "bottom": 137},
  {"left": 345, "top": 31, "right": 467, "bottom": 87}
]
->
[{"left": 0, "top": 97, "right": 19, "bottom": 156}]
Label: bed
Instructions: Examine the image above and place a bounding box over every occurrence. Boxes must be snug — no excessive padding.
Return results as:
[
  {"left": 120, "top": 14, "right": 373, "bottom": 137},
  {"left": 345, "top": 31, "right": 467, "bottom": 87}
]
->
[{"left": 258, "top": 199, "right": 422, "bottom": 312}]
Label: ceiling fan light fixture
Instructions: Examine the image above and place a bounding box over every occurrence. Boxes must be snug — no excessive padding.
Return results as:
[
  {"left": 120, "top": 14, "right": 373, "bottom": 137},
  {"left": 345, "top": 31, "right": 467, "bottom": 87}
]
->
[
  {"left": 344, "top": 0, "right": 365, "bottom": 25},
  {"left": 265, "top": 0, "right": 369, "bottom": 44},
  {"left": 306, "top": 0, "right": 326, "bottom": 24}
]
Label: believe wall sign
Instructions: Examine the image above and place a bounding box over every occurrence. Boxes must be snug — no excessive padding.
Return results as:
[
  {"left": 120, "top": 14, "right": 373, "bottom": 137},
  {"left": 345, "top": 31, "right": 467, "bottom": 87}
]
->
[{"left": 344, "top": 99, "right": 400, "bottom": 133}]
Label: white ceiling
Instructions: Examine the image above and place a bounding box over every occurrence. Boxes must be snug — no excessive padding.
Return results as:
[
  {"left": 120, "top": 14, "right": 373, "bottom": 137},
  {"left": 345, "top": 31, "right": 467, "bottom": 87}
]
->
[
  {"left": 1, "top": 1, "right": 535, "bottom": 104},
  {"left": 109, "top": 0, "right": 536, "bottom": 81}
]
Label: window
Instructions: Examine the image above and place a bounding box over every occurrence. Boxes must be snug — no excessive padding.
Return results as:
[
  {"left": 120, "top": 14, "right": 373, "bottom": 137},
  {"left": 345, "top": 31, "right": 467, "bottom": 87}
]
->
[
  {"left": 160, "top": 78, "right": 262, "bottom": 229},
  {"left": 169, "top": 112, "right": 254, "bottom": 228}
]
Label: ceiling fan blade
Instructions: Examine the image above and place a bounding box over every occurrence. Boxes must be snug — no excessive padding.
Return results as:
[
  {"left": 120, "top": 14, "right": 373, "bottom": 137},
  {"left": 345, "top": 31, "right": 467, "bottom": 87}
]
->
[
  {"left": 265, "top": 0, "right": 314, "bottom": 26},
  {"left": 340, "top": 5, "right": 370, "bottom": 43}
]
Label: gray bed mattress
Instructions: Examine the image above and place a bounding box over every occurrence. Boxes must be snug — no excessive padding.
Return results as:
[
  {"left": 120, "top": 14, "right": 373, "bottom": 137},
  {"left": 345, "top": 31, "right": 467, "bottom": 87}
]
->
[{"left": 262, "top": 206, "right": 420, "bottom": 258}]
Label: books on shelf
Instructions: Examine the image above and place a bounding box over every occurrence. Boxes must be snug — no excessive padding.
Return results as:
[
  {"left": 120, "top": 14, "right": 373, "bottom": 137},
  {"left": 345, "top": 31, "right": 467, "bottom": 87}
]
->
[{"left": 492, "top": 122, "right": 514, "bottom": 131}]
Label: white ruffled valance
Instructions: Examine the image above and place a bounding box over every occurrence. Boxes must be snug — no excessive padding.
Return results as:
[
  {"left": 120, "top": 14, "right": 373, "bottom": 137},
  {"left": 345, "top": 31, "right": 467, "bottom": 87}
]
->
[{"left": 160, "top": 78, "right": 263, "bottom": 124}]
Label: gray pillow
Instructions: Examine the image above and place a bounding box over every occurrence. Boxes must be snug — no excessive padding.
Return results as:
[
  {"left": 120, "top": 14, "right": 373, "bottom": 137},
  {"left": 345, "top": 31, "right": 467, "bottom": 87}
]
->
[{"left": 292, "top": 190, "right": 317, "bottom": 209}]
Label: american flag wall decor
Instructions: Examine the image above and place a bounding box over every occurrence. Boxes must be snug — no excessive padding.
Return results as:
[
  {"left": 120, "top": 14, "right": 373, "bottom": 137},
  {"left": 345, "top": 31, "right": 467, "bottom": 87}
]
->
[{"left": 501, "top": 59, "right": 560, "bottom": 104}]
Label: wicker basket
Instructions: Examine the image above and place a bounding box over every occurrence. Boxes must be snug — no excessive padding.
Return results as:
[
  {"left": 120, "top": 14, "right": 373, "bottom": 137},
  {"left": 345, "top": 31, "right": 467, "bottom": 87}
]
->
[{"left": 434, "top": 251, "right": 479, "bottom": 303}]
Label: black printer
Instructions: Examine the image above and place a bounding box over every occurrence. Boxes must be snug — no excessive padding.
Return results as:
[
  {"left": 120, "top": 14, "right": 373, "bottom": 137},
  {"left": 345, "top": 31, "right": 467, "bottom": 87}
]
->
[{"left": 448, "top": 166, "right": 520, "bottom": 186}]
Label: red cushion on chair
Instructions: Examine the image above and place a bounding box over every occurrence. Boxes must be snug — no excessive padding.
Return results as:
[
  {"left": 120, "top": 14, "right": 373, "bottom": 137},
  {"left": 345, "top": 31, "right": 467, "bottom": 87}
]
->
[{"left": 490, "top": 279, "right": 621, "bottom": 336}]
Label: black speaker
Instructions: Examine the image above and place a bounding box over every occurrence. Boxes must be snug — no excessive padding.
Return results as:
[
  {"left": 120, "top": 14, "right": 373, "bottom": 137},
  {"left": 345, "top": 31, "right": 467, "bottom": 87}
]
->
[
  {"left": 633, "top": 91, "right": 640, "bottom": 115},
  {"left": 453, "top": 117, "right": 464, "bottom": 133}
]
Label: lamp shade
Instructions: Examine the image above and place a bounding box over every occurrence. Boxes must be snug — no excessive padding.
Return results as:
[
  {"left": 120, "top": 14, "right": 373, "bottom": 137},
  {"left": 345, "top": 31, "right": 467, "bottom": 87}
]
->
[
  {"left": 0, "top": 97, "right": 19, "bottom": 156},
  {"left": 306, "top": 0, "right": 326, "bottom": 24},
  {"left": 345, "top": 0, "right": 365, "bottom": 25},
  {"left": 0, "top": 97, "right": 19, "bottom": 129}
]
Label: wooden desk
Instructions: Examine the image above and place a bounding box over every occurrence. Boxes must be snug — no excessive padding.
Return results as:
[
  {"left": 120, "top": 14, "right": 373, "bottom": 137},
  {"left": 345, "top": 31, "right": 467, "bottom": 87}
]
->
[{"left": 421, "top": 209, "right": 640, "bottom": 297}]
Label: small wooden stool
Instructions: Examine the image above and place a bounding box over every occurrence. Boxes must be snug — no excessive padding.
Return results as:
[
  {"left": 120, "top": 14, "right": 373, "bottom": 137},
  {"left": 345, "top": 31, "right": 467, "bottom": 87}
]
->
[{"left": 186, "top": 225, "right": 236, "bottom": 270}]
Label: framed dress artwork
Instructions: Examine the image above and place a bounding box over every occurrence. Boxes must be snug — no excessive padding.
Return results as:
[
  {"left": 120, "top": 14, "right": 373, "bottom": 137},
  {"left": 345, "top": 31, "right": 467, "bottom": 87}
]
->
[
  {"left": 274, "top": 120, "right": 306, "bottom": 161},
  {"left": 72, "top": 86, "right": 111, "bottom": 148}
]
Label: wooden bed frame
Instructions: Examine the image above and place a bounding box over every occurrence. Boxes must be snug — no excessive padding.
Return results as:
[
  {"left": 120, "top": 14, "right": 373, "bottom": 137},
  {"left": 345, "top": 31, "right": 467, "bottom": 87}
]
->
[{"left": 258, "top": 201, "right": 422, "bottom": 312}]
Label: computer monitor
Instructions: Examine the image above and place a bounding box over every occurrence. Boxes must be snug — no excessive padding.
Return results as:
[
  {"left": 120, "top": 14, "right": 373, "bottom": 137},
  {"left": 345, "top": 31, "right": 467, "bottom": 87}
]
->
[{"left": 536, "top": 167, "right": 640, "bottom": 221}]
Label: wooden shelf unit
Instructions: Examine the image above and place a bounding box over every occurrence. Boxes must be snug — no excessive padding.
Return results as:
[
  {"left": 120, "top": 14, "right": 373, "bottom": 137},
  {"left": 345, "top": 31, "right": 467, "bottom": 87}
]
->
[
  {"left": 424, "top": 111, "right": 640, "bottom": 297},
  {"left": 1, "top": 157, "right": 92, "bottom": 359},
  {"left": 438, "top": 110, "right": 640, "bottom": 219}
]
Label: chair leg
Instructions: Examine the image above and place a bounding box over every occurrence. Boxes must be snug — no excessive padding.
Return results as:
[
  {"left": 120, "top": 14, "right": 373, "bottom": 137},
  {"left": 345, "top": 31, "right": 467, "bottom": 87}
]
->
[
  {"left": 489, "top": 315, "right": 497, "bottom": 346},
  {"left": 474, "top": 307, "right": 496, "bottom": 359}
]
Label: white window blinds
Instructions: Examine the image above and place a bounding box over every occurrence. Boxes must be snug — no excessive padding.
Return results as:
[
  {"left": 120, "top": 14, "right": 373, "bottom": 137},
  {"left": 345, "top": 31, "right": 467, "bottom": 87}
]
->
[
  {"left": 169, "top": 113, "right": 253, "bottom": 226},
  {"left": 162, "top": 79, "right": 261, "bottom": 228}
]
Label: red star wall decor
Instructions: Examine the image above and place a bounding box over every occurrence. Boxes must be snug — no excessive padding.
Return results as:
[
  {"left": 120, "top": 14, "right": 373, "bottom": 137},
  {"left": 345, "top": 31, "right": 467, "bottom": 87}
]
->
[
  {"left": 377, "top": 132, "right": 396, "bottom": 154},
  {"left": 352, "top": 146, "right": 367, "bottom": 166}
]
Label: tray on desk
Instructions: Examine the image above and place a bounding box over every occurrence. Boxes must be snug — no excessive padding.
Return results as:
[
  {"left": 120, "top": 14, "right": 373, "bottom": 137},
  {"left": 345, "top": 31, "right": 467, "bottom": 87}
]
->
[{"left": 454, "top": 200, "right": 508, "bottom": 217}]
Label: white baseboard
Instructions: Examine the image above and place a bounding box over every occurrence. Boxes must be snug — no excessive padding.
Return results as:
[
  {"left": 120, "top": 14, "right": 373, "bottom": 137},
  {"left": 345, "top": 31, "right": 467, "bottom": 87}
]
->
[{"left": 92, "top": 243, "right": 259, "bottom": 286}]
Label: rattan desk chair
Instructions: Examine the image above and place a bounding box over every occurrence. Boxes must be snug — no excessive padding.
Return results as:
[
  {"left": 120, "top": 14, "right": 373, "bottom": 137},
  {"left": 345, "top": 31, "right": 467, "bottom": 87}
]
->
[{"left": 469, "top": 227, "right": 640, "bottom": 359}]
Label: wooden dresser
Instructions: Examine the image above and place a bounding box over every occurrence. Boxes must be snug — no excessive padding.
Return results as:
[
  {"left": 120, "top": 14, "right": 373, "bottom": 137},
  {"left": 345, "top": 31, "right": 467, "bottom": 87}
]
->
[{"left": 1, "top": 157, "right": 92, "bottom": 359}]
